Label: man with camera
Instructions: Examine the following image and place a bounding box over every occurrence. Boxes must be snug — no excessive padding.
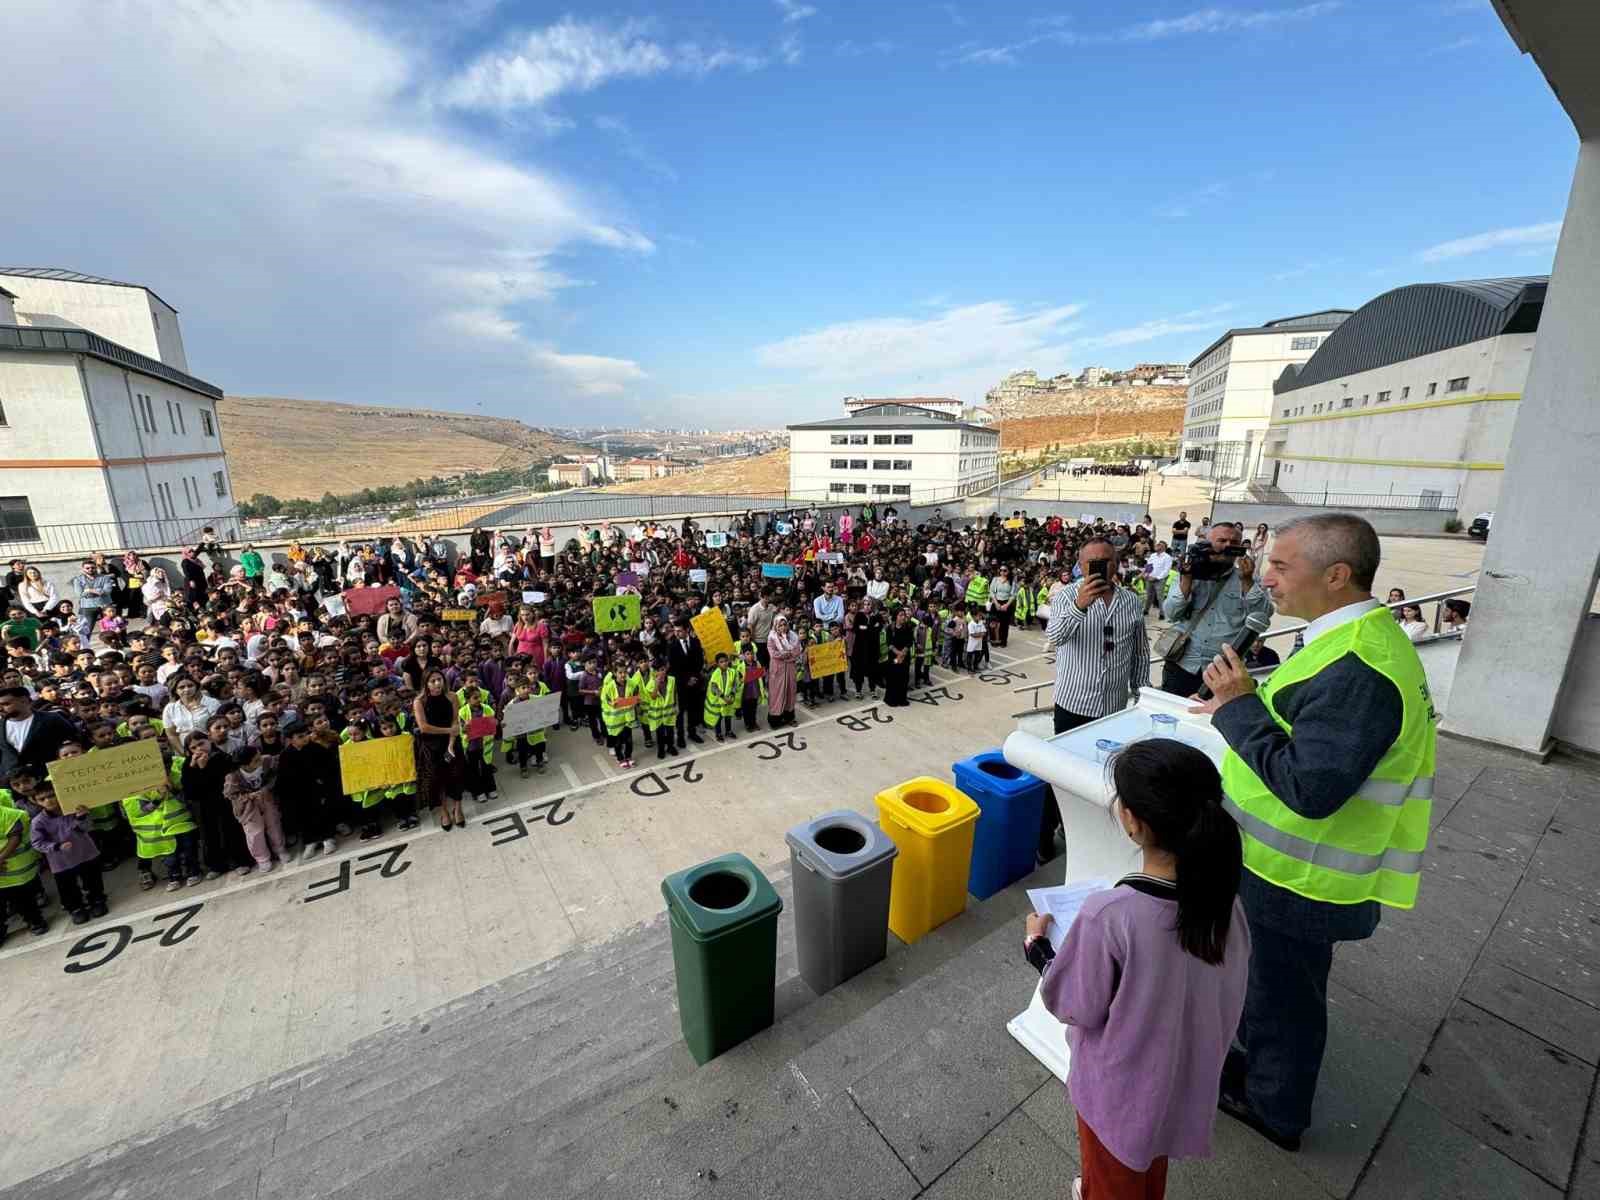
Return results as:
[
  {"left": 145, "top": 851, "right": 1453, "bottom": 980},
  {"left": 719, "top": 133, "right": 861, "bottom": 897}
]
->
[{"left": 1158, "top": 521, "right": 1272, "bottom": 698}]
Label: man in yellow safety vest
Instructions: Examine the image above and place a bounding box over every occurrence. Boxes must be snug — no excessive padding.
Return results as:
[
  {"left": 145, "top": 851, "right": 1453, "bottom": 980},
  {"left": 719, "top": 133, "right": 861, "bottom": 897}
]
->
[{"left": 1190, "top": 512, "right": 1436, "bottom": 1152}]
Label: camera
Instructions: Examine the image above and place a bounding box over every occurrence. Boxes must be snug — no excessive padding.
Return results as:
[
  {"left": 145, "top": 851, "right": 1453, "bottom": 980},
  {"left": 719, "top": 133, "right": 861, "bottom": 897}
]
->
[{"left": 1180, "top": 545, "right": 1245, "bottom": 580}]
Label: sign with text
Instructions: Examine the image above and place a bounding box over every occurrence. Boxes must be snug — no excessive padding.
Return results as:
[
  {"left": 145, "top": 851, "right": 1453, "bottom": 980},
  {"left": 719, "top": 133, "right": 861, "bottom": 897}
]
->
[
  {"left": 48, "top": 739, "right": 168, "bottom": 813},
  {"left": 341, "top": 585, "right": 399, "bottom": 617},
  {"left": 691, "top": 609, "right": 735, "bottom": 663},
  {"left": 807, "top": 640, "right": 847, "bottom": 678},
  {"left": 339, "top": 734, "right": 416, "bottom": 794},
  {"left": 474, "top": 590, "right": 509, "bottom": 611},
  {"left": 761, "top": 563, "right": 794, "bottom": 579},
  {"left": 688, "top": 568, "right": 708, "bottom": 585},
  {"left": 593, "top": 594, "right": 642, "bottom": 632},
  {"left": 704, "top": 532, "right": 728, "bottom": 549},
  {"left": 501, "top": 693, "right": 562, "bottom": 739},
  {"left": 442, "top": 608, "right": 477, "bottom": 622},
  {"left": 1004, "top": 518, "right": 1024, "bottom": 529}
]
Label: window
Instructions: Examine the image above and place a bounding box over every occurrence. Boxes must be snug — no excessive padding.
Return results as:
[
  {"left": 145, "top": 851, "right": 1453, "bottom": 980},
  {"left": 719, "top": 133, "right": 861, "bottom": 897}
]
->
[
  {"left": 830, "top": 458, "right": 849, "bottom": 469},
  {"left": 0, "top": 496, "right": 38, "bottom": 542},
  {"left": 1400, "top": 386, "right": 1410, "bottom": 400},
  {"left": 851, "top": 484, "right": 868, "bottom": 495},
  {"left": 1282, "top": 408, "right": 1290, "bottom": 418},
  {"left": 873, "top": 434, "right": 893, "bottom": 445},
  {"left": 155, "top": 482, "right": 172, "bottom": 518},
  {"left": 166, "top": 399, "right": 177, "bottom": 434},
  {"left": 891, "top": 485, "right": 911, "bottom": 496},
  {"left": 152, "top": 311, "right": 160, "bottom": 330},
  {"left": 893, "top": 434, "right": 913, "bottom": 445},
  {"left": 849, "top": 434, "right": 867, "bottom": 445},
  {"left": 849, "top": 459, "right": 867, "bottom": 470},
  {"left": 892, "top": 459, "right": 912, "bottom": 471},
  {"left": 1290, "top": 336, "right": 1320, "bottom": 351},
  {"left": 873, "top": 485, "right": 891, "bottom": 495},
  {"left": 0, "top": 398, "right": 6, "bottom": 426},
  {"left": 213, "top": 470, "right": 227, "bottom": 497},
  {"left": 181, "top": 477, "right": 193, "bottom": 509},
  {"left": 830, "top": 434, "right": 850, "bottom": 445},
  {"left": 1446, "top": 376, "right": 1469, "bottom": 393},
  {"left": 829, "top": 482, "right": 850, "bottom": 494},
  {"left": 872, "top": 459, "right": 890, "bottom": 470},
  {"left": 1376, "top": 391, "right": 1390, "bottom": 403},
  {"left": 1426, "top": 382, "right": 1438, "bottom": 397},
  {"left": 176, "top": 404, "right": 186, "bottom": 435},
  {"left": 1341, "top": 397, "right": 1353, "bottom": 409}
]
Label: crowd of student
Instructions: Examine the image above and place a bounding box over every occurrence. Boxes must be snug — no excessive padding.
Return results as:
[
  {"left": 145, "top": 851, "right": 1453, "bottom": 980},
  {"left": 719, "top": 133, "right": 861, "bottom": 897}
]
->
[{"left": 0, "top": 505, "right": 1198, "bottom": 941}]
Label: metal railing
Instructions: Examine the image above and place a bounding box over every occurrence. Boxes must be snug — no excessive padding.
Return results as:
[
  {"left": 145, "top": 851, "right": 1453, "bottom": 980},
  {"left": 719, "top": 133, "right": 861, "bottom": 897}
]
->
[
  {"left": 0, "top": 513, "right": 243, "bottom": 555},
  {"left": 1214, "top": 487, "right": 1459, "bottom": 511}
]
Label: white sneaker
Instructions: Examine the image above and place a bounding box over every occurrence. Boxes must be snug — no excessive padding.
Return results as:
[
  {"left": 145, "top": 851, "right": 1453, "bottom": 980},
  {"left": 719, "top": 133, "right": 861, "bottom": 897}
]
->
[
  {"left": 301, "top": 843, "right": 320, "bottom": 863},
  {"left": 261, "top": 860, "right": 277, "bottom": 873},
  {"left": 486, "top": 790, "right": 499, "bottom": 800},
  {"left": 1072, "top": 1178, "right": 1082, "bottom": 1200},
  {"left": 235, "top": 865, "right": 253, "bottom": 878},
  {"left": 322, "top": 838, "right": 337, "bottom": 856}
]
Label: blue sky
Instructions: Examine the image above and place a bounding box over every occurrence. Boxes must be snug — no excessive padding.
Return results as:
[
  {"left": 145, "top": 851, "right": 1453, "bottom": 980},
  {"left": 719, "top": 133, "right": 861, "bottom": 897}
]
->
[{"left": 2, "top": 0, "right": 1578, "bottom": 429}]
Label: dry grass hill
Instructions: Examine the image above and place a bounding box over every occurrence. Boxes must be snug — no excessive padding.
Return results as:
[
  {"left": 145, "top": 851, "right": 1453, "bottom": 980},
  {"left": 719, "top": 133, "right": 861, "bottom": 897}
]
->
[
  {"left": 218, "top": 396, "right": 577, "bottom": 501},
  {"left": 601, "top": 449, "right": 790, "bottom": 497},
  {"left": 992, "top": 385, "right": 1185, "bottom": 452}
]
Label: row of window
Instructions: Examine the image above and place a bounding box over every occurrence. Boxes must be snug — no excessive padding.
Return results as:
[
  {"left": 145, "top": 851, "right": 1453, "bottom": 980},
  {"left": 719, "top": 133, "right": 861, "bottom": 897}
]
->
[
  {"left": 1282, "top": 376, "right": 1470, "bottom": 419},
  {"left": 1194, "top": 341, "right": 1231, "bottom": 378},
  {"left": 829, "top": 458, "right": 914, "bottom": 471},
  {"left": 1188, "top": 423, "right": 1220, "bottom": 441},
  {"left": 1188, "top": 396, "right": 1223, "bottom": 420},
  {"left": 1289, "top": 335, "right": 1322, "bottom": 352},
  {"left": 1191, "top": 369, "right": 1228, "bottom": 398},
  {"left": 132, "top": 392, "right": 216, "bottom": 439},
  {"left": 828, "top": 483, "right": 913, "bottom": 496},
  {"left": 829, "top": 432, "right": 914, "bottom": 446}
]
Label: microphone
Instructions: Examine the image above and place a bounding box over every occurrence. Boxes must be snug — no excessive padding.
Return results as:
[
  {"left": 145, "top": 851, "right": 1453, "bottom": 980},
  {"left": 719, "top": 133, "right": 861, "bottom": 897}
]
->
[{"left": 1195, "top": 612, "right": 1274, "bottom": 701}]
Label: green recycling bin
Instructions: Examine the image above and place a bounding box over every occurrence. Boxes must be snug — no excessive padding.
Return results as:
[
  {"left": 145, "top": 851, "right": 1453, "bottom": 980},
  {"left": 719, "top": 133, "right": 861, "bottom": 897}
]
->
[{"left": 661, "top": 852, "right": 784, "bottom": 1065}]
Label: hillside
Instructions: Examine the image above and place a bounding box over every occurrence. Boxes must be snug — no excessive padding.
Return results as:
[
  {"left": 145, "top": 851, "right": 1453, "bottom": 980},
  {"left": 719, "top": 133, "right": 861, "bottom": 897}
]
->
[
  {"left": 218, "top": 396, "right": 577, "bottom": 501},
  {"left": 601, "top": 449, "right": 790, "bottom": 497},
  {"left": 998, "top": 407, "right": 1184, "bottom": 452}
]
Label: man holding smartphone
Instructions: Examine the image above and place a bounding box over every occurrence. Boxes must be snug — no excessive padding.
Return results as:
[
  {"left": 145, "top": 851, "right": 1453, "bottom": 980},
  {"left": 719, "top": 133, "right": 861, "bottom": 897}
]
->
[
  {"left": 1159, "top": 521, "right": 1273, "bottom": 698},
  {"left": 1039, "top": 538, "right": 1150, "bottom": 861}
]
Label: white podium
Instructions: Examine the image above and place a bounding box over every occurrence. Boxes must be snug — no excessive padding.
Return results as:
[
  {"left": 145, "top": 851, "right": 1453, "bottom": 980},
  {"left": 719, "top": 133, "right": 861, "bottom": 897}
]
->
[{"left": 1002, "top": 689, "right": 1229, "bottom": 1083}]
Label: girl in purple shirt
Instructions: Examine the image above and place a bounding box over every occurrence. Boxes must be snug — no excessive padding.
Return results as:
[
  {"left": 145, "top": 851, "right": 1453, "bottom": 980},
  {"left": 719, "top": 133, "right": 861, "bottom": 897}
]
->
[{"left": 1024, "top": 739, "right": 1250, "bottom": 1200}]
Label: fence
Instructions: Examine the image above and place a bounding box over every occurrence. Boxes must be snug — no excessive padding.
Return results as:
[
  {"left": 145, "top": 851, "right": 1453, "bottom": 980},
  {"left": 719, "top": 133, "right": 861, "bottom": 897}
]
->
[
  {"left": 1213, "top": 487, "right": 1459, "bottom": 511},
  {"left": 0, "top": 513, "right": 243, "bottom": 557}
]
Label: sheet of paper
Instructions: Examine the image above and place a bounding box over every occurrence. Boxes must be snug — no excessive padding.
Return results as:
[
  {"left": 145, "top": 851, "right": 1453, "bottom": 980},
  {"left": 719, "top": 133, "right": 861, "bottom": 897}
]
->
[{"left": 1026, "top": 878, "right": 1111, "bottom": 952}]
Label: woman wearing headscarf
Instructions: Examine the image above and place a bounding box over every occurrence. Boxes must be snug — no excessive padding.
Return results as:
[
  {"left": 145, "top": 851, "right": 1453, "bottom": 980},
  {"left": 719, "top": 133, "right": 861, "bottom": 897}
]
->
[
  {"left": 180, "top": 548, "right": 208, "bottom": 608},
  {"left": 142, "top": 567, "right": 174, "bottom": 622},
  {"left": 469, "top": 527, "right": 491, "bottom": 574},
  {"left": 765, "top": 614, "right": 801, "bottom": 728}
]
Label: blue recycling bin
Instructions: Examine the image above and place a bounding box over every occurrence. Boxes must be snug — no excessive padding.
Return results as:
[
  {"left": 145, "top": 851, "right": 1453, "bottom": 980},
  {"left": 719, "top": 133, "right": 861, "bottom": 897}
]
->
[{"left": 953, "top": 750, "right": 1048, "bottom": 899}]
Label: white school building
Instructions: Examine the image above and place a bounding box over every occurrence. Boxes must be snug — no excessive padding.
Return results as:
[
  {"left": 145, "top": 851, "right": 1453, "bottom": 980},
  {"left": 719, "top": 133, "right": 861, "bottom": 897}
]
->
[{"left": 787, "top": 402, "right": 1000, "bottom": 502}]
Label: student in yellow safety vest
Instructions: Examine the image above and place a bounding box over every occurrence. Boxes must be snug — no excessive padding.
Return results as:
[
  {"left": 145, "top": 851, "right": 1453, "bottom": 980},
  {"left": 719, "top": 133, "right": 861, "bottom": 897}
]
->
[
  {"left": 457, "top": 679, "right": 499, "bottom": 805},
  {"left": 0, "top": 798, "right": 47, "bottom": 939},
  {"left": 643, "top": 661, "right": 679, "bottom": 761},
  {"left": 376, "top": 714, "right": 420, "bottom": 830},
  {"left": 122, "top": 776, "right": 200, "bottom": 893},
  {"left": 703, "top": 651, "right": 741, "bottom": 742},
  {"left": 504, "top": 674, "right": 552, "bottom": 778},
  {"left": 600, "top": 661, "right": 635, "bottom": 769},
  {"left": 340, "top": 721, "right": 387, "bottom": 842}
]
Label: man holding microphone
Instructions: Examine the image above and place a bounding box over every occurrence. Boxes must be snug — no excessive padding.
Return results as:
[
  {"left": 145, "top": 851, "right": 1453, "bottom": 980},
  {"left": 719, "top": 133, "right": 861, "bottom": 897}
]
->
[
  {"left": 1160, "top": 521, "right": 1273, "bottom": 697},
  {"left": 1191, "top": 513, "right": 1436, "bottom": 1151}
]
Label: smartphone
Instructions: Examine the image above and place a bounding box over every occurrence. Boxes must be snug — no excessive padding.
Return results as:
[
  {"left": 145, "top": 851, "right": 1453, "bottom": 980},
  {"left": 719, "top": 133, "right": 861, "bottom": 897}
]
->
[{"left": 1088, "top": 559, "right": 1112, "bottom": 584}]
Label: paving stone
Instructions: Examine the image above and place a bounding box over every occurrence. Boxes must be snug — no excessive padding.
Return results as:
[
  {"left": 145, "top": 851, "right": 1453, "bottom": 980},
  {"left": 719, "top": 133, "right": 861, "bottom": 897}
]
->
[
  {"left": 1527, "top": 823, "right": 1600, "bottom": 908},
  {"left": 1425, "top": 821, "right": 1535, "bottom": 896},
  {"left": 1411, "top": 1000, "right": 1594, "bottom": 1188},
  {"left": 1443, "top": 786, "right": 1557, "bottom": 842},
  {"left": 1330, "top": 912, "right": 1479, "bottom": 1030},
  {"left": 1568, "top": 1069, "right": 1600, "bottom": 1199},
  {"left": 1462, "top": 961, "right": 1600, "bottom": 1065},
  {"left": 919, "top": 1110, "right": 1076, "bottom": 1200},
  {"left": 1353, "top": 1094, "right": 1561, "bottom": 1200},
  {"left": 1484, "top": 922, "right": 1600, "bottom": 1009}
]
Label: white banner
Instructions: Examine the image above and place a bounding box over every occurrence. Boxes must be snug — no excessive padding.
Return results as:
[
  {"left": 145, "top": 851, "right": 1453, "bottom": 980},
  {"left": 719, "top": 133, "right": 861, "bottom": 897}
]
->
[{"left": 501, "top": 693, "right": 562, "bottom": 739}]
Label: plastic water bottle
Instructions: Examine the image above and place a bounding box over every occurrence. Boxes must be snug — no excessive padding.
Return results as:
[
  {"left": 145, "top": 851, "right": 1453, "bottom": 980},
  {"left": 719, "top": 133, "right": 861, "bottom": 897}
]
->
[
  {"left": 1094, "top": 738, "right": 1123, "bottom": 764},
  {"left": 1149, "top": 713, "right": 1179, "bottom": 742}
]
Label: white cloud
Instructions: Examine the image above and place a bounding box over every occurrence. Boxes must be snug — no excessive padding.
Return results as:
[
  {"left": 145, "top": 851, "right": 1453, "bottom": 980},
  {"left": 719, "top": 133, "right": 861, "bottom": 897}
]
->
[
  {"left": 1073, "top": 305, "right": 1237, "bottom": 350},
  {"left": 532, "top": 349, "right": 648, "bottom": 395},
  {"left": 952, "top": 3, "right": 1341, "bottom": 64},
  {"left": 1418, "top": 221, "right": 1563, "bottom": 263},
  {"left": 440, "top": 17, "right": 764, "bottom": 112},
  {"left": 775, "top": 0, "right": 818, "bottom": 23},
  {"left": 1, "top": 0, "right": 651, "bottom": 412},
  {"left": 779, "top": 32, "right": 805, "bottom": 65}
]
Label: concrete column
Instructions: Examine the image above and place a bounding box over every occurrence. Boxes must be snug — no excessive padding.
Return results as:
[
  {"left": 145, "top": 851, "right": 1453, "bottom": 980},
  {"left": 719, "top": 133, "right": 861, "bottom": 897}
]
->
[{"left": 1443, "top": 139, "right": 1600, "bottom": 755}]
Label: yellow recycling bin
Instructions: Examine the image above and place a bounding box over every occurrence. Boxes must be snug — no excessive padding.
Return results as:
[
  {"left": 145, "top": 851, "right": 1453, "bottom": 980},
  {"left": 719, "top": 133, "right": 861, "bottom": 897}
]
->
[{"left": 875, "top": 776, "right": 981, "bottom": 944}]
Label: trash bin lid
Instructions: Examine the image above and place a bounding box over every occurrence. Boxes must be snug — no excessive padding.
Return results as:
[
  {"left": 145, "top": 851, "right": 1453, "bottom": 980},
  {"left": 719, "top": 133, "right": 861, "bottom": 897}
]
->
[
  {"left": 785, "top": 809, "right": 898, "bottom": 881},
  {"left": 953, "top": 750, "right": 1043, "bottom": 798},
  {"left": 874, "top": 777, "right": 980, "bottom": 837},
  {"left": 660, "top": 852, "right": 783, "bottom": 943}
]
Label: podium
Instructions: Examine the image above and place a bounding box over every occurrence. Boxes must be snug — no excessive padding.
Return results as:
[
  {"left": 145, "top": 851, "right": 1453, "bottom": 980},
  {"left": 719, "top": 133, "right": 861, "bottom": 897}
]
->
[{"left": 1001, "top": 690, "right": 1228, "bottom": 1082}]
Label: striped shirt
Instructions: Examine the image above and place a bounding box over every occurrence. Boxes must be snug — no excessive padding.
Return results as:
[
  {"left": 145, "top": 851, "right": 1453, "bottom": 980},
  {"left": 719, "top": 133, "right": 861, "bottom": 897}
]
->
[{"left": 1046, "top": 582, "right": 1151, "bottom": 718}]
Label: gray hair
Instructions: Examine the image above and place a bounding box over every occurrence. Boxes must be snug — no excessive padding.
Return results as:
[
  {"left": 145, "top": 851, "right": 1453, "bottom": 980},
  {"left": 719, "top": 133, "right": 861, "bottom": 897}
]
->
[{"left": 1275, "top": 513, "right": 1380, "bottom": 590}]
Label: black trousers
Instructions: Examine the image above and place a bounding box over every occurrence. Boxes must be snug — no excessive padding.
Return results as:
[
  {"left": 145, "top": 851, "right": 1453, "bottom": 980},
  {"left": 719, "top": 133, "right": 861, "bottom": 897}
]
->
[
  {"left": 883, "top": 659, "right": 911, "bottom": 706},
  {"left": 1161, "top": 660, "right": 1204, "bottom": 699},
  {"left": 1234, "top": 918, "right": 1335, "bottom": 1138},
  {"left": 993, "top": 609, "right": 1012, "bottom": 646},
  {"left": 675, "top": 683, "right": 705, "bottom": 740},
  {"left": 1038, "top": 707, "right": 1095, "bottom": 859},
  {"left": 55, "top": 860, "right": 107, "bottom": 912}
]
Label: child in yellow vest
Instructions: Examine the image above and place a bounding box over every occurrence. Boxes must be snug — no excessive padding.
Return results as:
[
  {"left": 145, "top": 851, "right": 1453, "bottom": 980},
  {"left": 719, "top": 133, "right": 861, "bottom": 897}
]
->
[
  {"left": 458, "top": 680, "right": 500, "bottom": 804},
  {"left": 340, "top": 722, "right": 386, "bottom": 841},
  {"left": 377, "top": 715, "right": 420, "bottom": 830},
  {"left": 503, "top": 674, "right": 552, "bottom": 778},
  {"left": 703, "top": 652, "right": 740, "bottom": 741},
  {"left": 0, "top": 798, "right": 47, "bottom": 940}
]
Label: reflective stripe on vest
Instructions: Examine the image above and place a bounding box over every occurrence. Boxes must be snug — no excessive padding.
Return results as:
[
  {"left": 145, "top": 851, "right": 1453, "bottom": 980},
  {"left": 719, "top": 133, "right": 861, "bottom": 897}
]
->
[
  {"left": 1219, "top": 605, "right": 1436, "bottom": 910},
  {"left": 0, "top": 807, "right": 40, "bottom": 888},
  {"left": 124, "top": 794, "right": 177, "bottom": 858}
]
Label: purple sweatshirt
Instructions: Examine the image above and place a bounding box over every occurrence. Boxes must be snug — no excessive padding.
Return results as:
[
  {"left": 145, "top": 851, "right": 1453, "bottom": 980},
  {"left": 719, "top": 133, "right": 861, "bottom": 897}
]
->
[
  {"left": 29, "top": 809, "right": 101, "bottom": 872},
  {"left": 1042, "top": 878, "right": 1250, "bottom": 1170}
]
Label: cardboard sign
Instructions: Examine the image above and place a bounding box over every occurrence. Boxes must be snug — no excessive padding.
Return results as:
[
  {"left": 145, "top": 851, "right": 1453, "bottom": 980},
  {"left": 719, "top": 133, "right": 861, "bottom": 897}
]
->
[
  {"left": 522, "top": 590, "right": 537, "bottom": 604},
  {"left": 474, "top": 589, "right": 508, "bottom": 611},
  {"left": 339, "top": 734, "right": 416, "bottom": 794},
  {"left": 616, "top": 571, "right": 639, "bottom": 587},
  {"left": 320, "top": 594, "right": 347, "bottom": 618},
  {"left": 691, "top": 609, "right": 735, "bottom": 663},
  {"left": 775, "top": 521, "right": 793, "bottom": 535},
  {"left": 688, "top": 568, "right": 708, "bottom": 585},
  {"left": 807, "top": 640, "right": 847, "bottom": 678},
  {"left": 761, "top": 563, "right": 794, "bottom": 579},
  {"left": 924, "top": 552, "right": 939, "bottom": 566},
  {"left": 464, "top": 715, "right": 499, "bottom": 740},
  {"left": 48, "top": 739, "right": 168, "bottom": 813},
  {"left": 1004, "top": 518, "right": 1024, "bottom": 529},
  {"left": 342, "top": 585, "right": 399, "bottom": 617},
  {"left": 593, "top": 594, "right": 642, "bottom": 632},
  {"left": 501, "top": 693, "right": 562, "bottom": 739},
  {"left": 630, "top": 561, "right": 650, "bottom": 577},
  {"left": 705, "top": 532, "right": 728, "bottom": 549},
  {"left": 442, "top": 608, "right": 477, "bottom": 622},
  {"left": 612, "top": 694, "right": 639, "bottom": 710},
  {"left": 819, "top": 551, "right": 844, "bottom": 565}
]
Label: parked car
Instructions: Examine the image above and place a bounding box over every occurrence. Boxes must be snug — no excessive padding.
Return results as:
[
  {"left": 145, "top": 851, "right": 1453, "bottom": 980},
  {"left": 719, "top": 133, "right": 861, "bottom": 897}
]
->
[{"left": 1468, "top": 511, "right": 1493, "bottom": 539}]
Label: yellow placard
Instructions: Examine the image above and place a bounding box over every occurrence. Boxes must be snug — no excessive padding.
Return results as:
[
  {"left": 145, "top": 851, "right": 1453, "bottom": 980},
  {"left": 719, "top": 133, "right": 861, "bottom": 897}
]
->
[
  {"left": 48, "top": 739, "right": 170, "bottom": 813},
  {"left": 442, "top": 608, "right": 477, "bottom": 622},
  {"left": 807, "top": 640, "right": 847, "bottom": 678},
  {"left": 691, "top": 609, "right": 735, "bottom": 663},
  {"left": 339, "top": 734, "right": 417, "bottom": 794},
  {"left": 1004, "top": 518, "right": 1024, "bottom": 529},
  {"left": 593, "top": 594, "right": 642, "bottom": 632}
]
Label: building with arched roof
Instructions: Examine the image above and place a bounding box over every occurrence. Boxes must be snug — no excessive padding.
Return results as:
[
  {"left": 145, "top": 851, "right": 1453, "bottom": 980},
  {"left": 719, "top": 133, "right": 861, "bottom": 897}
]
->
[{"left": 1255, "top": 275, "right": 1547, "bottom": 518}]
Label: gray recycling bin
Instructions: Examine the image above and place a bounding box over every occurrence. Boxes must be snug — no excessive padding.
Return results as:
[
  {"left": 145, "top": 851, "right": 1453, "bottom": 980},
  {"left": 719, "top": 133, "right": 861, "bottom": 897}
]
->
[{"left": 785, "top": 809, "right": 899, "bottom": 994}]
